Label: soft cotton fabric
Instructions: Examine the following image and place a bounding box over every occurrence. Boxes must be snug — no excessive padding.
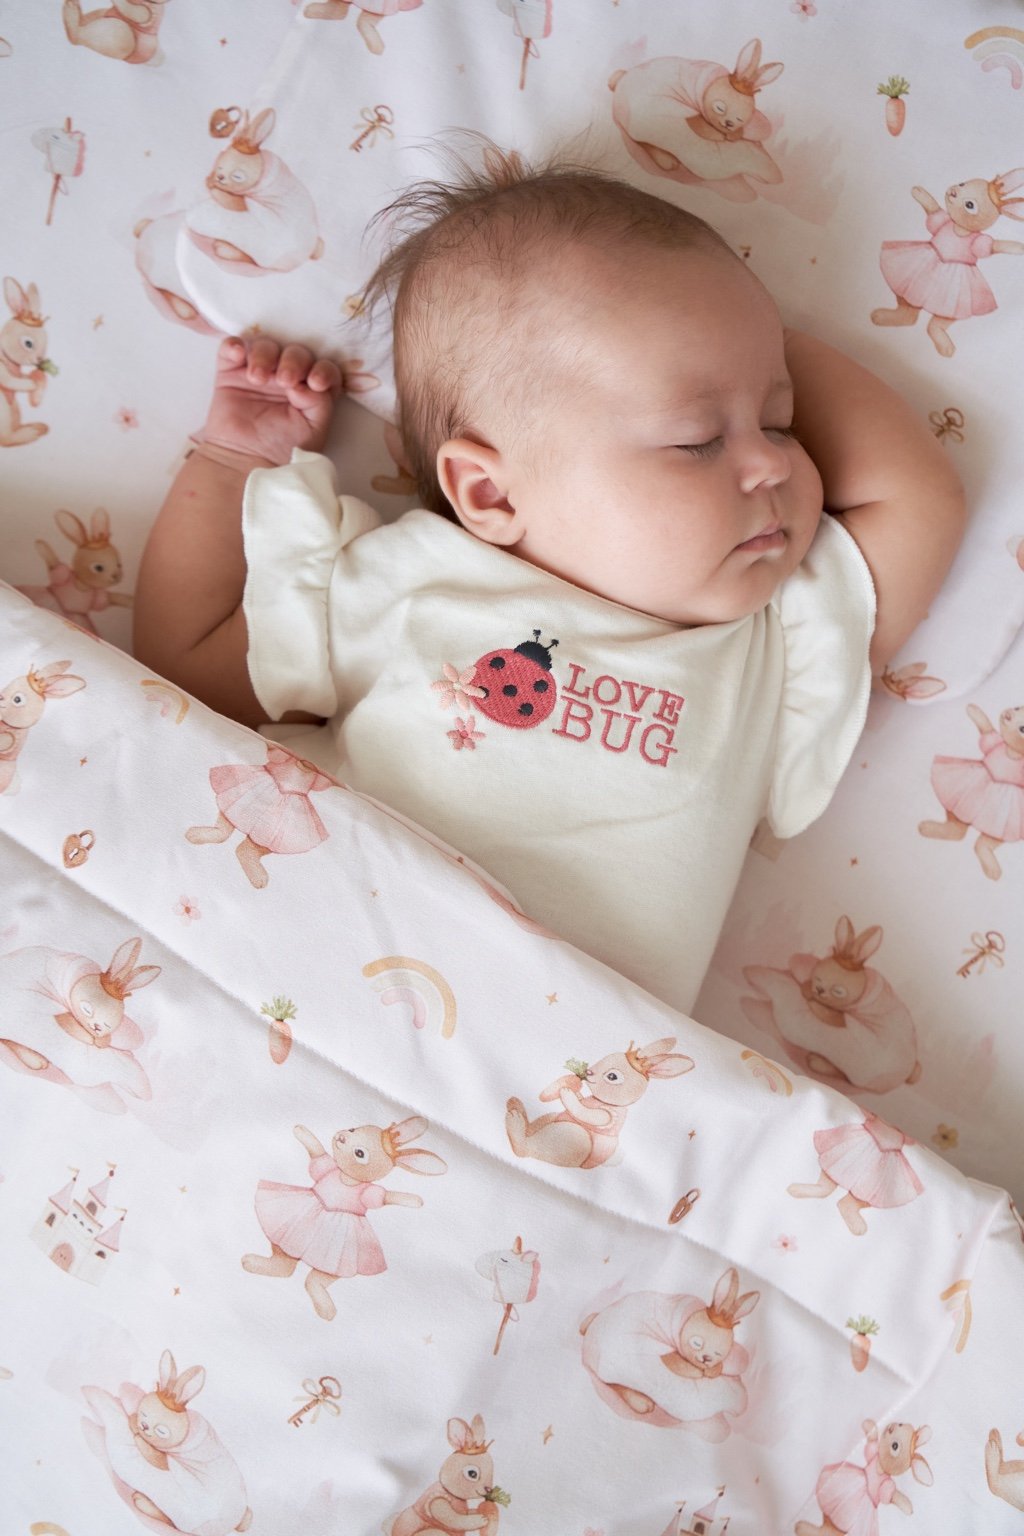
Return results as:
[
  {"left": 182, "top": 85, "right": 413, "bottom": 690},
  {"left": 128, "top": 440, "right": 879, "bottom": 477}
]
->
[{"left": 242, "top": 450, "right": 875, "bottom": 1012}]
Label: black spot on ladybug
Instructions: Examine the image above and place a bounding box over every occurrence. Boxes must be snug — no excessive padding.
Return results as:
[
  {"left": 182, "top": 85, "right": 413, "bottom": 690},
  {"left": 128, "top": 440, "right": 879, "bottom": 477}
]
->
[{"left": 469, "top": 630, "right": 560, "bottom": 731}]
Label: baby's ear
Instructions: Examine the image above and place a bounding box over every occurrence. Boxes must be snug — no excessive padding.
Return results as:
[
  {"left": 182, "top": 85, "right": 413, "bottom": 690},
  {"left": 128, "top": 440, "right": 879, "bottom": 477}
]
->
[{"left": 437, "top": 437, "right": 520, "bottom": 546}]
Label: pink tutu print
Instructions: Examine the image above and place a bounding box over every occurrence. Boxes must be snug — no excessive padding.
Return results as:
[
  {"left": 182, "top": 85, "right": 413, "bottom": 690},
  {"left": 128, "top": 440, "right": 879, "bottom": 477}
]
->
[
  {"left": 255, "top": 1154, "right": 387, "bottom": 1276},
  {"left": 931, "top": 730, "right": 1024, "bottom": 842},
  {"left": 210, "top": 745, "right": 334, "bottom": 853},
  {"left": 880, "top": 211, "right": 996, "bottom": 319},
  {"left": 815, "top": 1446, "right": 895, "bottom": 1536},
  {"left": 814, "top": 1113, "right": 923, "bottom": 1208}
]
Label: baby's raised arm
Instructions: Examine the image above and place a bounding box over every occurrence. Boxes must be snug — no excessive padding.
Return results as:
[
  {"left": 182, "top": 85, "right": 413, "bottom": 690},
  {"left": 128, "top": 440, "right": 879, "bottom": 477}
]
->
[
  {"left": 784, "top": 330, "right": 967, "bottom": 672},
  {"left": 133, "top": 336, "right": 341, "bottom": 728}
]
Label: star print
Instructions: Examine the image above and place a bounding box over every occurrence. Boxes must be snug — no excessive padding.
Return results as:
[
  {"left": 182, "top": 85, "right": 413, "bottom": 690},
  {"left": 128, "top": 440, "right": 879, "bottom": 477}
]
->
[
  {"left": 850, "top": 857, "right": 859, "bottom": 866},
  {"left": 219, "top": 36, "right": 227, "bottom": 45},
  {"left": 423, "top": 1334, "right": 433, "bottom": 1344},
  {"left": 92, "top": 315, "right": 104, "bottom": 329},
  {"left": 861, "top": 761, "right": 868, "bottom": 769},
  {"left": 179, "top": 1186, "right": 187, "bottom": 1193},
  {"left": 173, "top": 1286, "right": 181, "bottom": 1295},
  {"left": 79, "top": 756, "right": 87, "bottom": 766},
  {"left": 370, "top": 889, "right": 379, "bottom": 898},
  {"left": 546, "top": 992, "right": 558, "bottom": 1004},
  {"left": 456, "top": 62, "right": 466, "bottom": 72},
  {"left": 542, "top": 1425, "right": 554, "bottom": 1443},
  {"left": 688, "top": 1129, "right": 697, "bottom": 1140}
]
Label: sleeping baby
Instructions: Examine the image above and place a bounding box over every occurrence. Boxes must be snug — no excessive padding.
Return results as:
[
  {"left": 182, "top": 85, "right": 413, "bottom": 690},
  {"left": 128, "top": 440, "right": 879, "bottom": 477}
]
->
[{"left": 133, "top": 147, "right": 965, "bottom": 1014}]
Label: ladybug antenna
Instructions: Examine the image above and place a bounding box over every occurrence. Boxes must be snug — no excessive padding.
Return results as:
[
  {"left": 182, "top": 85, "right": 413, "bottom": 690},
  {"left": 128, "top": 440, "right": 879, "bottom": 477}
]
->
[{"left": 514, "top": 632, "right": 559, "bottom": 671}]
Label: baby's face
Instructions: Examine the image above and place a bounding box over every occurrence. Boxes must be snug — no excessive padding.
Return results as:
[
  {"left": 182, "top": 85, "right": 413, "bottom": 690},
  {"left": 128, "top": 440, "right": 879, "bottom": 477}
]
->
[{"left": 503, "top": 243, "right": 823, "bottom": 627}]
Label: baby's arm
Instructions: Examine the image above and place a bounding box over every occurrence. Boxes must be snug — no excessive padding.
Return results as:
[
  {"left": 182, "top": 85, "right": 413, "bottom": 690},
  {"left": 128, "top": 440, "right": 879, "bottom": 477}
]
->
[
  {"left": 133, "top": 336, "right": 341, "bottom": 728},
  {"left": 784, "top": 330, "right": 967, "bottom": 673}
]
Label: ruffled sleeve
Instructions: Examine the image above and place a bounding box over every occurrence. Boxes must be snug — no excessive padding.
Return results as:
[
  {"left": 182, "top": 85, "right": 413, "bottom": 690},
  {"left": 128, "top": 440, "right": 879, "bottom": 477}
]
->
[
  {"left": 767, "top": 515, "right": 876, "bottom": 839},
  {"left": 242, "top": 448, "right": 379, "bottom": 722}
]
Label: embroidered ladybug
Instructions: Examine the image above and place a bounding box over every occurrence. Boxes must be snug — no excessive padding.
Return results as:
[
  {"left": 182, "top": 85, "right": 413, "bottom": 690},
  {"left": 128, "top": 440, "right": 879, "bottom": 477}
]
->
[{"left": 471, "top": 630, "right": 559, "bottom": 729}]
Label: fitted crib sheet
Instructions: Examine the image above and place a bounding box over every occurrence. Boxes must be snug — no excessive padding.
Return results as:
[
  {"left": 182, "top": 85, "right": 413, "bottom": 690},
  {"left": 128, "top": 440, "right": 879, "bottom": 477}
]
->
[{"left": 2, "top": 3, "right": 1024, "bottom": 1527}]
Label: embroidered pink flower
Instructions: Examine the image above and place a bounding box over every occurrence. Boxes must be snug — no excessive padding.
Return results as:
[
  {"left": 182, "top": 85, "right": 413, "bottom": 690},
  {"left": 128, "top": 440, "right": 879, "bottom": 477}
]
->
[
  {"left": 432, "top": 662, "right": 486, "bottom": 712},
  {"left": 176, "top": 896, "right": 201, "bottom": 922},
  {"left": 790, "top": 0, "right": 817, "bottom": 16},
  {"left": 448, "top": 715, "right": 484, "bottom": 751},
  {"left": 772, "top": 1233, "right": 798, "bottom": 1254},
  {"left": 114, "top": 406, "right": 139, "bottom": 430}
]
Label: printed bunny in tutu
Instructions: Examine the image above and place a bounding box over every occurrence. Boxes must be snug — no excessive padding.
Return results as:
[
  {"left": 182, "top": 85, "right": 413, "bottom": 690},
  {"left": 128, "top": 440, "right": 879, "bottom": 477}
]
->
[
  {"left": 0, "top": 659, "right": 85, "bottom": 795},
  {"left": 1, "top": 278, "right": 53, "bottom": 447},
  {"left": 505, "top": 1036, "right": 693, "bottom": 1168},
  {"left": 579, "top": 1267, "right": 760, "bottom": 1441},
  {"left": 302, "top": 0, "right": 422, "bottom": 56},
  {"left": 243, "top": 1118, "right": 447, "bottom": 1321},
  {"left": 81, "top": 1349, "right": 252, "bottom": 1534},
  {"left": 18, "top": 508, "right": 133, "bottom": 634},
  {"left": 0, "top": 938, "right": 157, "bottom": 1113},
  {"left": 186, "top": 109, "right": 325, "bottom": 272},
  {"left": 608, "top": 39, "right": 784, "bottom": 203},
  {"left": 919, "top": 702, "right": 1024, "bottom": 880},
  {"left": 62, "top": 0, "right": 169, "bottom": 64},
  {"left": 741, "top": 917, "right": 921, "bottom": 1094},
  {"left": 872, "top": 171, "right": 1024, "bottom": 357},
  {"left": 186, "top": 743, "right": 337, "bottom": 889},
  {"left": 795, "top": 1419, "right": 933, "bottom": 1535},
  {"left": 386, "top": 1415, "right": 509, "bottom": 1536},
  {"left": 788, "top": 1112, "right": 924, "bottom": 1237}
]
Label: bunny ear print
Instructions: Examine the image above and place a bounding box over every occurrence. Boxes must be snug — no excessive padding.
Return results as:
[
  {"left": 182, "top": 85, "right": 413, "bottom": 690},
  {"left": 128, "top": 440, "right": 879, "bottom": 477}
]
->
[
  {"left": 853, "top": 925, "right": 883, "bottom": 962},
  {"left": 4, "top": 277, "right": 27, "bottom": 316},
  {"left": 389, "top": 1115, "right": 429, "bottom": 1147},
  {"left": 125, "top": 964, "right": 161, "bottom": 995},
  {"left": 27, "top": 283, "right": 41, "bottom": 312},
  {"left": 731, "top": 1288, "right": 760, "bottom": 1320},
  {"left": 754, "top": 60, "right": 784, "bottom": 87},
  {"left": 994, "top": 169, "right": 1024, "bottom": 220},
  {"left": 911, "top": 1452, "right": 934, "bottom": 1486},
  {"left": 90, "top": 509, "right": 111, "bottom": 542},
  {"left": 470, "top": 1413, "right": 487, "bottom": 1443},
  {"left": 158, "top": 1349, "right": 177, "bottom": 1391},
  {"left": 56, "top": 510, "right": 88, "bottom": 547},
  {"left": 712, "top": 1267, "right": 740, "bottom": 1312},
  {"left": 641, "top": 1036, "right": 678, "bottom": 1057},
  {"left": 247, "top": 108, "right": 275, "bottom": 146},
  {"left": 108, "top": 937, "right": 143, "bottom": 982},
  {"left": 174, "top": 1365, "right": 206, "bottom": 1404},
  {"left": 34, "top": 660, "right": 86, "bottom": 698},
  {"left": 735, "top": 38, "right": 761, "bottom": 77},
  {"left": 447, "top": 1417, "right": 473, "bottom": 1450},
  {"left": 646, "top": 1051, "right": 695, "bottom": 1079},
  {"left": 834, "top": 915, "right": 855, "bottom": 953},
  {"left": 394, "top": 1146, "right": 448, "bottom": 1176}
]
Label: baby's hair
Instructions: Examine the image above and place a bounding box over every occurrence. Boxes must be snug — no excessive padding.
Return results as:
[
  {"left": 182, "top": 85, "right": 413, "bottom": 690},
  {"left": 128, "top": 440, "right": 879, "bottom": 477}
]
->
[{"left": 361, "top": 136, "right": 738, "bottom": 517}]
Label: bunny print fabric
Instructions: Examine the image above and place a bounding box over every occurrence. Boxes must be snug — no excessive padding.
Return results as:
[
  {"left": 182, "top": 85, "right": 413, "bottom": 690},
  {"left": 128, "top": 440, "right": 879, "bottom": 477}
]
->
[
  {"left": 3, "top": 578, "right": 1024, "bottom": 1535},
  {"left": 2, "top": 0, "right": 1024, "bottom": 1526}
]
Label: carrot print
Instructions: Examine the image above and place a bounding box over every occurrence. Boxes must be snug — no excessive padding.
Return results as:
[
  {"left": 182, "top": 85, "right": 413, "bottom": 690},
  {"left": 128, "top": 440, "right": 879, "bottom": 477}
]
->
[
  {"left": 261, "top": 995, "right": 297, "bottom": 1064},
  {"left": 877, "top": 76, "right": 910, "bottom": 135},
  {"left": 847, "top": 1314, "right": 879, "bottom": 1371}
]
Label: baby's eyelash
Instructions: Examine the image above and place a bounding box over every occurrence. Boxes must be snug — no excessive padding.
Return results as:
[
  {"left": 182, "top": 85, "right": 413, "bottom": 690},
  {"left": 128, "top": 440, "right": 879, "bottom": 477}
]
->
[{"left": 678, "top": 437, "right": 724, "bottom": 460}]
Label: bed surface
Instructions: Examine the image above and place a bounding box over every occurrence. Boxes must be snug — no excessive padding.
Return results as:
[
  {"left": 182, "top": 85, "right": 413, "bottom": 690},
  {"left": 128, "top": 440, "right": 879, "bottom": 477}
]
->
[{"left": 3, "top": 1, "right": 1024, "bottom": 1529}]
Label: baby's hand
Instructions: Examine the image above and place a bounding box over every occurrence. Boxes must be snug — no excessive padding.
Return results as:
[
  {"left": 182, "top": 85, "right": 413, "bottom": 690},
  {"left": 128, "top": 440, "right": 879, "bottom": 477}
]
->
[{"left": 199, "top": 335, "right": 343, "bottom": 466}]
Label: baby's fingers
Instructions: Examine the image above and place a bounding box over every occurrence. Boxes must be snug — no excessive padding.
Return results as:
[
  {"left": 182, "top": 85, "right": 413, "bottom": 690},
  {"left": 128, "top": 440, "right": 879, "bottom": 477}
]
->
[{"left": 245, "top": 334, "right": 282, "bottom": 384}]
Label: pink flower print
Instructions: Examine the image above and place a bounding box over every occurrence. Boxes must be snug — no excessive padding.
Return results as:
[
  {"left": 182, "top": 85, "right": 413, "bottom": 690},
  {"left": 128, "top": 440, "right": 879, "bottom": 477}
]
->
[
  {"left": 773, "top": 1233, "right": 798, "bottom": 1254},
  {"left": 176, "top": 896, "right": 201, "bottom": 922},
  {"left": 114, "top": 406, "right": 139, "bottom": 430},
  {"left": 431, "top": 662, "right": 486, "bottom": 712},
  {"left": 791, "top": 0, "right": 816, "bottom": 16},
  {"left": 448, "top": 715, "right": 484, "bottom": 751}
]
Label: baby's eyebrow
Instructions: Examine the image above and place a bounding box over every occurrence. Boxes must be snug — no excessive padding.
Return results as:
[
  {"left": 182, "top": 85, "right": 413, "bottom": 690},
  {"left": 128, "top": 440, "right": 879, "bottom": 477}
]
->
[{"left": 644, "top": 377, "right": 793, "bottom": 420}]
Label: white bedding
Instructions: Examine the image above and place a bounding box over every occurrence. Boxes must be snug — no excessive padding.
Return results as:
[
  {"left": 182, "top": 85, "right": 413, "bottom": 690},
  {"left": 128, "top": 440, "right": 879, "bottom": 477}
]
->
[{"left": 3, "top": 0, "right": 1024, "bottom": 1529}]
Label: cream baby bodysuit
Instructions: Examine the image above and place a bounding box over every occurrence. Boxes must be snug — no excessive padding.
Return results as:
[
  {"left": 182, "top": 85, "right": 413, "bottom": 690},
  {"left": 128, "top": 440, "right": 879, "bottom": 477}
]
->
[{"left": 242, "top": 450, "right": 875, "bottom": 1015}]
